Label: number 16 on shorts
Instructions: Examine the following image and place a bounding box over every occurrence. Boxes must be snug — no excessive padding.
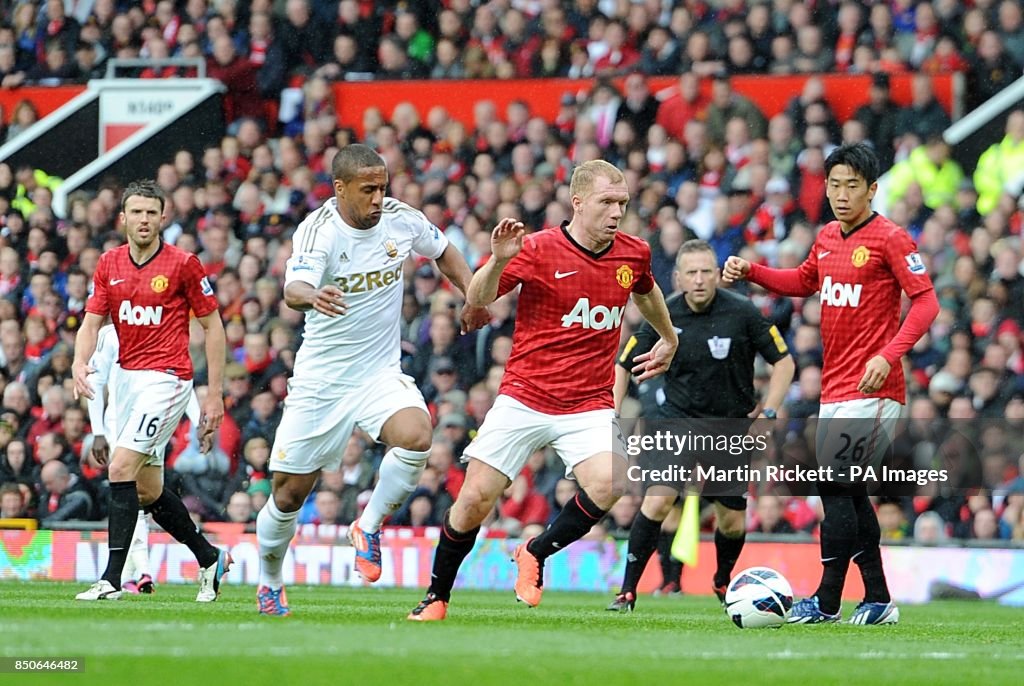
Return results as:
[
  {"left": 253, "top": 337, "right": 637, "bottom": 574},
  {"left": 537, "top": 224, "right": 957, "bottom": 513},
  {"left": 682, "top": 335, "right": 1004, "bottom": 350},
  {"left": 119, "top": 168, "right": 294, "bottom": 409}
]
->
[{"left": 136, "top": 414, "right": 161, "bottom": 439}]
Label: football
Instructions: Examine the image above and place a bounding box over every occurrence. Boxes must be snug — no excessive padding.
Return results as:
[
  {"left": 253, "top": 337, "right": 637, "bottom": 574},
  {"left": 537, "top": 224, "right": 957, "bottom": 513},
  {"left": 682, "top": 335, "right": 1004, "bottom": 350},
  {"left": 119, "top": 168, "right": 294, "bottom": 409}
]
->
[{"left": 724, "top": 566, "right": 794, "bottom": 628}]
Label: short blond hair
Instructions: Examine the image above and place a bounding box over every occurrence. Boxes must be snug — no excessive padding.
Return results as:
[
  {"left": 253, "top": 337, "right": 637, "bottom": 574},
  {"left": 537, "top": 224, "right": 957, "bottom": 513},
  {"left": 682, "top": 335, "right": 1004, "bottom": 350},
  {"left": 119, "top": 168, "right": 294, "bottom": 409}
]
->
[{"left": 569, "top": 159, "right": 625, "bottom": 199}]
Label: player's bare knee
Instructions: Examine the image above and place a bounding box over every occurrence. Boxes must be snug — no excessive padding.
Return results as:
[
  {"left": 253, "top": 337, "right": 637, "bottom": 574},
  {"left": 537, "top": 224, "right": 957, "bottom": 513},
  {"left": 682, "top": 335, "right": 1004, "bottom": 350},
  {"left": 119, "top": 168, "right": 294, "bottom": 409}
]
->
[
  {"left": 397, "top": 433, "right": 431, "bottom": 454},
  {"left": 585, "top": 482, "right": 619, "bottom": 511},
  {"left": 719, "top": 519, "right": 745, "bottom": 538},
  {"left": 273, "top": 490, "right": 304, "bottom": 513},
  {"left": 134, "top": 476, "right": 161, "bottom": 505},
  {"left": 107, "top": 462, "right": 135, "bottom": 482},
  {"left": 717, "top": 508, "right": 745, "bottom": 537},
  {"left": 272, "top": 482, "right": 309, "bottom": 512},
  {"left": 642, "top": 494, "right": 675, "bottom": 521},
  {"left": 453, "top": 486, "right": 497, "bottom": 528}
]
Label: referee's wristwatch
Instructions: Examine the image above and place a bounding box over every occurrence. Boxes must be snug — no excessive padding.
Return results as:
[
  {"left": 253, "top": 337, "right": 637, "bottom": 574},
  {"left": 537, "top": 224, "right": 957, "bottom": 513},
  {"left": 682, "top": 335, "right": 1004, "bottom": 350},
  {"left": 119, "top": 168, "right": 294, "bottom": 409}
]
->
[{"left": 761, "top": 408, "right": 777, "bottom": 420}]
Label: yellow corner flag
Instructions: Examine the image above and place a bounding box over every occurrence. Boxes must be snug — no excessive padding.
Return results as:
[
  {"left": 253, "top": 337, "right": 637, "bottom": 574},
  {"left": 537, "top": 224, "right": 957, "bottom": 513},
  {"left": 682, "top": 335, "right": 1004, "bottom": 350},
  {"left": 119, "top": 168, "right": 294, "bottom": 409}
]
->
[{"left": 670, "top": 494, "right": 699, "bottom": 566}]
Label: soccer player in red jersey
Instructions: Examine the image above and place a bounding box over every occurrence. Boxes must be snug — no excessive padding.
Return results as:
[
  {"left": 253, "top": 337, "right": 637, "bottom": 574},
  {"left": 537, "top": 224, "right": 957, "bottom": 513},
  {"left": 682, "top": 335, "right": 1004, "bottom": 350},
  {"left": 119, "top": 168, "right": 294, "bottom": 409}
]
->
[
  {"left": 408, "top": 160, "right": 679, "bottom": 621},
  {"left": 723, "top": 143, "right": 939, "bottom": 625},
  {"left": 71, "top": 180, "right": 231, "bottom": 602}
]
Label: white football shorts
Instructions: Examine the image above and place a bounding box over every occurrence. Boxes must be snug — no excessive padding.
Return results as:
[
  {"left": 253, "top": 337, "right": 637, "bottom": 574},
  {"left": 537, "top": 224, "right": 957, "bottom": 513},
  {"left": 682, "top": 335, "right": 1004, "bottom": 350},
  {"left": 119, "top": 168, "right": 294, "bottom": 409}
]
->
[
  {"left": 463, "top": 394, "right": 624, "bottom": 480},
  {"left": 815, "top": 397, "right": 903, "bottom": 481},
  {"left": 270, "top": 371, "right": 428, "bottom": 474},
  {"left": 112, "top": 369, "right": 193, "bottom": 466}
]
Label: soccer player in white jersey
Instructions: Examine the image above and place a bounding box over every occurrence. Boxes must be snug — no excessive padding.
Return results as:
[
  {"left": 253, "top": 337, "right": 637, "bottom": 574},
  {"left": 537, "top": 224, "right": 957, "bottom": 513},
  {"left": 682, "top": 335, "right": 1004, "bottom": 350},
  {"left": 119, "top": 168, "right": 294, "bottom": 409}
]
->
[
  {"left": 255, "top": 144, "right": 488, "bottom": 616},
  {"left": 85, "top": 323, "right": 202, "bottom": 594}
]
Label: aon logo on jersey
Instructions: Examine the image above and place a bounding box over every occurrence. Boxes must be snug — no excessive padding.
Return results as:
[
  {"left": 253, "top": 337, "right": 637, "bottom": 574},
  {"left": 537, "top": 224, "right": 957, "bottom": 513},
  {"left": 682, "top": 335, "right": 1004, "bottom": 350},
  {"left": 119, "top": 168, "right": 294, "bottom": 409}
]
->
[
  {"left": 820, "top": 276, "right": 862, "bottom": 308},
  {"left": 561, "top": 297, "right": 624, "bottom": 330},
  {"left": 119, "top": 301, "right": 164, "bottom": 326}
]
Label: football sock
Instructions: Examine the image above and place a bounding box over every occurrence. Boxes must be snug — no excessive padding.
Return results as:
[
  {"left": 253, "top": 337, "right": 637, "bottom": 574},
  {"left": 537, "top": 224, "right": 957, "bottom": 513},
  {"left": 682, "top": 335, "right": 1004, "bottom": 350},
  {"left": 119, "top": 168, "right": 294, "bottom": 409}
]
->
[
  {"left": 527, "top": 489, "right": 606, "bottom": 561},
  {"left": 121, "top": 510, "right": 151, "bottom": 584},
  {"left": 257, "top": 496, "right": 300, "bottom": 588},
  {"left": 621, "top": 511, "right": 661, "bottom": 593},
  {"left": 665, "top": 553, "right": 683, "bottom": 589},
  {"left": 427, "top": 509, "right": 480, "bottom": 602},
  {"left": 713, "top": 529, "right": 746, "bottom": 588},
  {"left": 852, "top": 495, "right": 891, "bottom": 603},
  {"left": 815, "top": 495, "right": 857, "bottom": 615},
  {"left": 145, "top": 488, "right": 219, "bottom": 568},
  {"left": 101, "top": 481, "right": 138, "bottom": 589},
  {"left": 360, "top": 447, "right": 429, "bottom": 532},
  {"left": 656, "top": 528, "right": 674, "bottom": 586}
]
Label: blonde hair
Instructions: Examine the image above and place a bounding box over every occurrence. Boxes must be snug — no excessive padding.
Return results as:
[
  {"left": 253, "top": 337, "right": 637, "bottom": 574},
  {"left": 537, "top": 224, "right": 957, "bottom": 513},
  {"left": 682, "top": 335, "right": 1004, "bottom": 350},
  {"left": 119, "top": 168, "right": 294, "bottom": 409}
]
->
[{"left": 569, "top": 159, "right": 625, "bottom": 199}]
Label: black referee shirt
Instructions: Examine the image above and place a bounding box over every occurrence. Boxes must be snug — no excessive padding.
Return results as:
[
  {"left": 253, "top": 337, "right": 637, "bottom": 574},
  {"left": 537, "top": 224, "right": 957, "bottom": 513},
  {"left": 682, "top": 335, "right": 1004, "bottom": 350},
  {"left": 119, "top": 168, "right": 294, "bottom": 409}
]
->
[{"left": 618, "top": 288, "right": 789, "bottom": 418}]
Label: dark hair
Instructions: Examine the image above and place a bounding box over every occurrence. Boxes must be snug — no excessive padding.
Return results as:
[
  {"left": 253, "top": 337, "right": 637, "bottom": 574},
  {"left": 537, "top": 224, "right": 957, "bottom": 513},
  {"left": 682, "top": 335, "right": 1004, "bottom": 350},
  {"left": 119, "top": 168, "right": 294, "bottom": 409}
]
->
[
  {"left": 332, "top": 144, "right": 386, "bottom": 182},
  {"left": 824, "top": 143, "right": 879, "bottom": 187},
  {"left": 121, "top": 179, "right": 166, "bottom": 213}
]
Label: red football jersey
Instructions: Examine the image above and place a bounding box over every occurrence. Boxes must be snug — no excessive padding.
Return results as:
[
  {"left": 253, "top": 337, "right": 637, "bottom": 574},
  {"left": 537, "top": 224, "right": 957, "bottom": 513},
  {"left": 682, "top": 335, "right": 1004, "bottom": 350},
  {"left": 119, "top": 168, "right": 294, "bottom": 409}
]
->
[
  {"left": 497, "top": 226, "right": 655, "bottom": 414},
  {"left": 86, "top": 243, "right": 219, "bottom": 380},
  {"left": 789, "top": 213, "right": 932, "bottom": 404}
]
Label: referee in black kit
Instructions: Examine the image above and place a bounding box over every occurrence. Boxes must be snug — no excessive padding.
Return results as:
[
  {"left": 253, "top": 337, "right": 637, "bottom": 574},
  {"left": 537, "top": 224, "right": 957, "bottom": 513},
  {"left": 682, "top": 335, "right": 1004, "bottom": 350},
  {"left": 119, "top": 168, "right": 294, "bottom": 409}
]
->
[{"left": 608, "top": 240, "right": 795, "bottom": 611}]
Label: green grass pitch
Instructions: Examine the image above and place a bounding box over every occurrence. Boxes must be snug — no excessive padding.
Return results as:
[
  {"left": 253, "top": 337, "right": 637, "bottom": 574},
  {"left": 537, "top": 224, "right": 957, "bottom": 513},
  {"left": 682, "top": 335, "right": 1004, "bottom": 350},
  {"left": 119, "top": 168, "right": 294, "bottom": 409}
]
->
[{"left": 2, "top": 582, "right": 1021, "bottom": 685}]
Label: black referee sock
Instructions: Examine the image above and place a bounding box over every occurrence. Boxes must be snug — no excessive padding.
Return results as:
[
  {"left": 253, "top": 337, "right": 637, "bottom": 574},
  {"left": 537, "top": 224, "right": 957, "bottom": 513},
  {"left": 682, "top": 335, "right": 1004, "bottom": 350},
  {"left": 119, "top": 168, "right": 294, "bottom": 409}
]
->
[
  {"left": 713, "top": 529, "right": 746, "bottom": 589},
  {"left": 655, "top": 528, "right": 681, "bottom": 588},
  {"left": 621, "top": 512, "right": 661, "bottom": 594},
  {"left": 145, "top": 488, "right": 219, "bottom": 568},
  {"left": 852, "top": 495, "right": 891, "bottom": 603},
  {"left": 815, "top": 495, "right": 857, "bottom": 615},
  {"left": 427, "top": 509, "right": 480, "bottom": 602},
  {"left": 101, "top": 481, "right": 139, "bottom": 589},
  {"left": 528, "top": 490, "right": 606, "bottom": 561}
]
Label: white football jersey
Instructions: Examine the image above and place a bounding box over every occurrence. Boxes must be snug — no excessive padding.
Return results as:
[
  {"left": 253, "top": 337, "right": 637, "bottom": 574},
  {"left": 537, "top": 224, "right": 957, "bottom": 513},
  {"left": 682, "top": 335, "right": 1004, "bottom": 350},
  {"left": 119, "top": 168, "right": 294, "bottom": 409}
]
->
[
  {"left": 285, "top": 196, "right": 448, "bottom": 386},
  {"left": 86, "top": 324, "right": 121, "bottom": 437}
]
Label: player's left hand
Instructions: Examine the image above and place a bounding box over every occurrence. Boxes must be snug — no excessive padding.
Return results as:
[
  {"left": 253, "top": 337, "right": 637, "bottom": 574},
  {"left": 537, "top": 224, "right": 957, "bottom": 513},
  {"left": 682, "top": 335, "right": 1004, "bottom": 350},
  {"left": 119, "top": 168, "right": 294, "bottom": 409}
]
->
[
  {"left": 89, "top": 435, "right": 110, "bottom": 468},
  {"left": 858, "top": 355, "right": 891, "bottom": 395},
  {"left": 459, "top": 304, "right": 490, "bottom": 334},
  {"left": 72, "top": 361, "right": 96, "bottom": 400},
  {"left": 198, "top": 395, "right": 225, "bottom": 453},
  {"left": 631, "top": 337, "right": 677, "bottom": 382}
]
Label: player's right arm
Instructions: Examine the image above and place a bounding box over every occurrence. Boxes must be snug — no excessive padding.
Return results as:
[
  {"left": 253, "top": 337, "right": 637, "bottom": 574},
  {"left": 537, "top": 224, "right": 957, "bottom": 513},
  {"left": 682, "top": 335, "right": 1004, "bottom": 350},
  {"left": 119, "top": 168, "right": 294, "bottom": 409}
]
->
[
  {"left": 72, "top": 313, "right": 105, "bottom": 400},
  {"left": 629, "top": 284, "right": 678, "bottom": 382},
  {"left": 283, "top": 217, "right": 348, "bottom": 316},
  {"left": 466, "top": 218, "right": 526, "bottom": 307},
  {"left": 85, "top": 326, "right": 116, "bottom": 436},
  {"left": 74, "top": 256, "right": 112, "bottom": 400},
  {"left": 722, "top": 251, "right": 819, "bottom": 297}
]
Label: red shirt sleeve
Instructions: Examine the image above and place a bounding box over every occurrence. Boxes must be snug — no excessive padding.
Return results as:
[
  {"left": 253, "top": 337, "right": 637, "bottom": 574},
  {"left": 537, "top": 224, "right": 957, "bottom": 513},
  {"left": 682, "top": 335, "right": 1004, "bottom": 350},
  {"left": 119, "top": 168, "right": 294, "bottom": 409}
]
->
[
  {"left": 85, "top": 255, "right": 110, "bottom": 316},
  {"left": 879, "top": 288, "right": 939, "bottom": 366},
  {"left": 883, "top": 227, "right": 934, "bottom": 298},
  {"left": 632, "top": 241, "right": 655, "bottom": 295},
  {"left": 497, "top": 236, "right": 535, "bottom": 297},
  {"left": 747, "top": 247, "right": 819, "bottom": 297},
  {"left": 182, "top": 253, "right": 219, "bottom": 318}
]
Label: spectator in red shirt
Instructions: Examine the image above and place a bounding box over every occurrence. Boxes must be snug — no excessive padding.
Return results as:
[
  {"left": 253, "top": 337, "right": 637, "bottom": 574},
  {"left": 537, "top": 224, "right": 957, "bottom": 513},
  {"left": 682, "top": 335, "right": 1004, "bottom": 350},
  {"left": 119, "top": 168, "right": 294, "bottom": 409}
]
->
[
  {"left": 500, "top": 462, "right": 550, "bottom": 531},
  {"left": 206, "top": 35, "right": 262, "bottom": 125},
  {"left": 656, "top": 72, "right": 709, "bottom": 143}
]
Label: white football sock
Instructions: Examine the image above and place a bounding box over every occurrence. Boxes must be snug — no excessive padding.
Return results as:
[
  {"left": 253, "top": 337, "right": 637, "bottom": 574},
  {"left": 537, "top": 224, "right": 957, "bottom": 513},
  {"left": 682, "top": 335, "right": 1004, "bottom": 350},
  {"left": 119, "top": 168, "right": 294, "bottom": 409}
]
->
[
  {"left": 359, "top": 447, "right": 429, "bottom": 532},
  {"left": 129, "top": 510, "right": 151, "bottom": 578},
  {"left": 257, "top": 496, "right": 300, "bottom": 588},
  {"left": 121, "top": 510, "right": 149, "bottom": 583}
]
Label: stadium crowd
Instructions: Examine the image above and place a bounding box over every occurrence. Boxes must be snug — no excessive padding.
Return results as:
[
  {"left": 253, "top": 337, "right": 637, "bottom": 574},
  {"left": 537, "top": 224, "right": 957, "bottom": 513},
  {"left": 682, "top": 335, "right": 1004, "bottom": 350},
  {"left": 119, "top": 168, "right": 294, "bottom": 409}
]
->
[{"left": 1, "top": 0, "right": 1024, "bottom": 548}]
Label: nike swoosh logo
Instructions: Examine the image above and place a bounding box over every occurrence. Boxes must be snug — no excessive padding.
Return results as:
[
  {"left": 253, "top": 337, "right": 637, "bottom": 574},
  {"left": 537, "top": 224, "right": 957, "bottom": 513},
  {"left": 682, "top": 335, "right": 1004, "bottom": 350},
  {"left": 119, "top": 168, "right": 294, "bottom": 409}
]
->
[
  {"left": 554, "top": 270, "right": 578, "bottom": 279},
  {"left": 674, "top": 327, "right": 683, "bottom": 334},
  {"left": 110, "top": 278, "right": 126, "bottom": 285},
  {"left": 817, "top": 251, "right": 831, "bottom": 259}
]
